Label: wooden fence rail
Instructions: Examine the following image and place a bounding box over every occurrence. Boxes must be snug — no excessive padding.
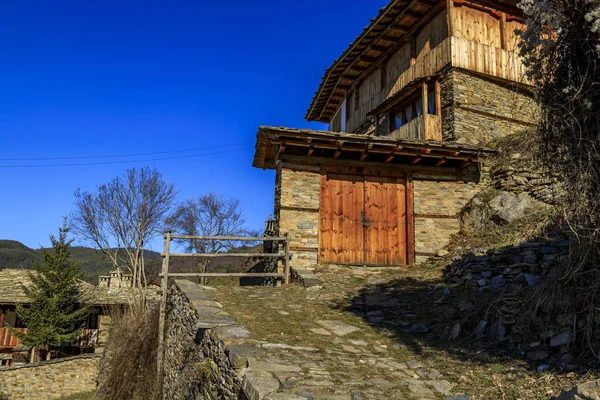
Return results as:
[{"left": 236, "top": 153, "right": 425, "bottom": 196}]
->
[{"left": 156, "top": 231, "right": 291, "bottom": 375}]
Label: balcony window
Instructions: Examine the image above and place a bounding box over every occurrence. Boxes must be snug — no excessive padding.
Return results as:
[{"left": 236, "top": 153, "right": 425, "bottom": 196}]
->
[
  {"left": 428, "top": 85, "right": 436, "bottom": 115},
  {"left": 415, "top": 100, "right": 423, "bottom": 117}
]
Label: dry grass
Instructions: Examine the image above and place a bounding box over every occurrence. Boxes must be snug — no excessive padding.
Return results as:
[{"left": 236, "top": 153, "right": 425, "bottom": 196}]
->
[{"left": 98, "top": 303, "right": 161, "bottom": 400}]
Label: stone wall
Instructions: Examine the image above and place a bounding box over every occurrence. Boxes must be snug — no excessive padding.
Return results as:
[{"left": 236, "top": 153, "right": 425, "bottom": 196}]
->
[
  {"left": 491, "top": 163, "right": 562, "bottom": 205},
  {"left": 446, "top": 239, "right": 569, "bottom": 292},
  {"left": 0, "top": 354, "right": 100, "bottom": 400},
  {"left": 163, "top": 280, "right": 287, "bottom": 400},
  {"left": 275, "top": 165, "right": 320, "bottom": 271},
  {"left": 444, "top": 69, "right": 537, "bottom": 145},
  {"left": 413, "top": 172, "right": 480, "bottom": 263}
]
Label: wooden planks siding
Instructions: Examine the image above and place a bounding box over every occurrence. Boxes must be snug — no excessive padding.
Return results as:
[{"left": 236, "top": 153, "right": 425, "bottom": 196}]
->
[
  {"left": 450, "top": 36, "right": 528, "bottom": 83},
  {"left": 416, "top": 11, "right": 449, "bottom": 60},
  {"left": 452, "top": 4, "right": 501, "bottom": 48},
  {"left": 388, "top": 38, "right": 452, "bottom": 100},
  {"left": 390, "top": 114, "right": 442, "bottom": 141}
]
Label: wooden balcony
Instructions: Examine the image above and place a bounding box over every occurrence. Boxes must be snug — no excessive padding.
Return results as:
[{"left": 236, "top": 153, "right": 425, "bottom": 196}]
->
[
  {"left": 0, "top": 327, "right": 25, "bottom": 348},
  {"left": 0, "top": 327, "right": 98, "bottom": 349},
  {"left": 390, "top": 114, "right": 442, "bottom": 141}
]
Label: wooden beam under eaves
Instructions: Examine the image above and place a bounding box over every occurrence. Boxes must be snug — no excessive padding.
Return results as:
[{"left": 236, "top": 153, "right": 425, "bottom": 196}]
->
[
  {"left": 460, "top": 160, "right": 472, "bottom": 168},
  {"left": 360, "top": 152, "right": 369, "bottom": 161},
  {"left": 371, "top": 44, "right": 390, "bottom": 52},
  {"left": 307, "top": 147, "right": 314, "bottom": 157},
  {"left": 334, "top": 149, "right": 342, "bottom": 159},
  {"left": 275, "top": 144, "right": 285, "bottom": 160},
  {"left": 411, "top": 156, "right": 422, "bottom": 165},
  {"left": 436, "top": 158, "right": 447, "bottom": 167},
  {"left": 385, "top": 153, "right": 395, "bottom": 163}
]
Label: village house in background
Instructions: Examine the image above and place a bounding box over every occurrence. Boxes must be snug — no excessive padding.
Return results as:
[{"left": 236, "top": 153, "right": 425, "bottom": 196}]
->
[
  {"left": 253, "top": 0, "right": 535, "bottom": 271},
  {"left": 0, "top": 268, "right": 130, "bottom": 367},
  {"left": 98, "top": 268, "right": 133, "bottom": 289}
]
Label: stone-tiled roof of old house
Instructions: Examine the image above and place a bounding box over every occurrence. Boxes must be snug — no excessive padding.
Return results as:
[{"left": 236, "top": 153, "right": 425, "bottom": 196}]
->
[{"left": 0, "top": 269, "right": 132, "bottom": 306}]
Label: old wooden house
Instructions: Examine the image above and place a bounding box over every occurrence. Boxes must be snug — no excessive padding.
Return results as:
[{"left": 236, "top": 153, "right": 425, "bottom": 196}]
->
[
  {"left": 253, "top": 0, "right": 535, "bottom": 271},
  {"left": 0, "top": 269, "right": 130, "bottom": 366}
]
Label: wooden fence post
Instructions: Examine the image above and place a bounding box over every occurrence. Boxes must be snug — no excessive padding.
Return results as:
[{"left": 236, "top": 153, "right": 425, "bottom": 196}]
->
[
  {"left": 157, "top": 232, "right": 171, "bottom": 376},
  {"left": 284, "top": 233, "right": 290, "bottom": 285}
]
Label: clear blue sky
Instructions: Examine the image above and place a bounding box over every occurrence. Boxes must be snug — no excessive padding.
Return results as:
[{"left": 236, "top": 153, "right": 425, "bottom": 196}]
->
[{"left": 0, "top": 0, "right": 388, "bottom": 251}]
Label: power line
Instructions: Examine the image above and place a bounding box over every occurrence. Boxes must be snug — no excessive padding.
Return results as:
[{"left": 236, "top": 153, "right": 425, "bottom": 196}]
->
[
  {"left": 0, "top": 141, "right": 254, "bottom": 161},
  {"left": 0, "top": 147, "right": 251, "bottom": 168}
]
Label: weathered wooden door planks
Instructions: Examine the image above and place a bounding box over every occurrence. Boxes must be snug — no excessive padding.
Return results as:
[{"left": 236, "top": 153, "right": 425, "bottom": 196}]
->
[{"left": 319, "top": 173, "right": 410, "bottom": 266}]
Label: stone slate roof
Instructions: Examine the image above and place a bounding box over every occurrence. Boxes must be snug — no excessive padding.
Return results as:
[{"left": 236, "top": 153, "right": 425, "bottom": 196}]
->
[{"left": 0, "top": 269, "right": 131, "bottom": 306}]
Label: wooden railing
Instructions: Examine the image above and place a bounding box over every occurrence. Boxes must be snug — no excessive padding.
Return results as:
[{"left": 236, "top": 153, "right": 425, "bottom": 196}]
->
[
  {"left": 390, "top": 114, "right": 442, "bottom": 141},
  {"left": 387, "top": 38, "right": 452, "bottom": 100},
  {"left": 156, "top": 232, "right": 292, "bottom": 374}
]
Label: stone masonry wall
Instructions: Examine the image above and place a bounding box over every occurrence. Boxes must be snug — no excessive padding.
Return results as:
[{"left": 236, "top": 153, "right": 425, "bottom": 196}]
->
[
  {"left": 445, "top": 69, "right": 537, "bottom": 145},
  {"left": 276, "top": 165, "right": 320, "bottom": 271},
  {"left": 446, "top": 240, "right": 569, "bottom": 292},
  {"left": 0, "top": 354, "right": 100, "bottom": 400},
  {"left": 163, "top": 280, "right": 287, "bottom": 400},
  {"left": 413, "top": 172, "right": 480, "bottom": 264}
]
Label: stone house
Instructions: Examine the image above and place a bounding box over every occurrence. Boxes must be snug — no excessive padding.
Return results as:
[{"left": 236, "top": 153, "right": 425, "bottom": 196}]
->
[
  {"left": 0, "top": 269, "right": 129, "bottom": 366},
  {"left": 252, "top": 0, "right": 536, "bottom": 272}
]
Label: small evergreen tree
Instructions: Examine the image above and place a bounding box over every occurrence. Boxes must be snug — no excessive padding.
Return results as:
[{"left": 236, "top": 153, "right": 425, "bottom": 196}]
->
[{"left": 15, "top": 223, "right": 89, "bottom": 360}]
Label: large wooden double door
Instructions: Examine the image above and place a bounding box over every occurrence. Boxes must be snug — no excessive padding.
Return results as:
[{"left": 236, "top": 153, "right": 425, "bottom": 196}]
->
[{"left": 319, "top": 173, "right": 412, "bottom": 266}]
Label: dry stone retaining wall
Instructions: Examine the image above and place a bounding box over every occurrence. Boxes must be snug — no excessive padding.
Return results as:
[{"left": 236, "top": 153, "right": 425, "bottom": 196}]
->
[
  {"left": 491, "top": 164, "right": 562, "bottom": 205},
  {"left": 446, "top": 240, "right": 569, "bottom": 293},
  {"left": 163, "top": 280, "right": 284, "bottom": 400},
  {"left": 0, "top": 354, "right": 99, "bottom": 400}
]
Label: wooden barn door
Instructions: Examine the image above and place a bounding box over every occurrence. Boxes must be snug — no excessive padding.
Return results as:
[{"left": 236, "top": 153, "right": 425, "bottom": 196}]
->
[
  {"left": 319, "top": 174, "right": 364, "bottom": 264},
  {"left": 319, "top": 173, "right": 409, "bottom": 266}
]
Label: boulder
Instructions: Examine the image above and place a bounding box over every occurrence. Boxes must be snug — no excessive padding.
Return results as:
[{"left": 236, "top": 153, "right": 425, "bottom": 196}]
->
[
  {"left": 489, "top": 191, "right": 535, "bottom": 224},
  {"left": 556, "top": 379, "right": 600, "bottom": 400},
  {"left": 550, "top": 331, "right": 571, "bottom": 347}
]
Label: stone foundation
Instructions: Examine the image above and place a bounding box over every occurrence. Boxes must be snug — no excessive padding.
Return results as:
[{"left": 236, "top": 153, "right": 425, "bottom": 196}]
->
[
  {"left": 413, "top": 175, "right": 480, "bottom": 262},
  {"left": 275, "top": 165, "right": 320, "bottom": 271},
  {"left": 444, "top": 69, "right": 537, "bottom": 145},
  {"left": 0, "top": 354, "right": 100, "bottom": 400}
]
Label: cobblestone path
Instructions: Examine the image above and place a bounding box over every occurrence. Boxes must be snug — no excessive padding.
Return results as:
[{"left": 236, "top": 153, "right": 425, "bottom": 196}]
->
[{"left": 213, "top": 266, "right": 464, "bottom": 400}]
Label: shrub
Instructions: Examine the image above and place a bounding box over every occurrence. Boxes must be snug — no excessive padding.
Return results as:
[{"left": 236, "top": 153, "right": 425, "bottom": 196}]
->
[{"left": 98, "top": 303, "right": 161, "bottom": 400}]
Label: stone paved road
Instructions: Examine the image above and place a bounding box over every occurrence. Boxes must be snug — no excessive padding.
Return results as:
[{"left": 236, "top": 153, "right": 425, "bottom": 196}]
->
[{"left": 213, "top": 266, "right": 464, "bottom": 400}]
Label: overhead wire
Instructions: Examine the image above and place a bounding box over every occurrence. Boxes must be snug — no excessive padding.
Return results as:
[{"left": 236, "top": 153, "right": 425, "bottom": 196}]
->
[
  {"left": 0, "top": 140, "right": 254, "bottom": 161},
  {"left": 0, "top": 146, "right": 252, "bottom": 168}
]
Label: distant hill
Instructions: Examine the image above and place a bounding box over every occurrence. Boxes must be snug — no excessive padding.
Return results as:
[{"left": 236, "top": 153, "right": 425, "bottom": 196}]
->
[{"left": 0, "top": 240, "right": 161, "bottom": 283}]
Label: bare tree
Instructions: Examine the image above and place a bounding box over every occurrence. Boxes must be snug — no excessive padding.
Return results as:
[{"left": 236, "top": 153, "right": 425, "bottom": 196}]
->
[
  {"left": 165, "top": 193, "right": 255, "bottom": 282},
  {"left": 71, "top": 167, "right": 176, "bottom": 290}
]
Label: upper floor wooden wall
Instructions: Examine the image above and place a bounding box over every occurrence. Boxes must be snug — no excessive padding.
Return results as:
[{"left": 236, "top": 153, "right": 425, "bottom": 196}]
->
[{"left": 331, "top": 1, "right": 526, "bottom": 134}]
